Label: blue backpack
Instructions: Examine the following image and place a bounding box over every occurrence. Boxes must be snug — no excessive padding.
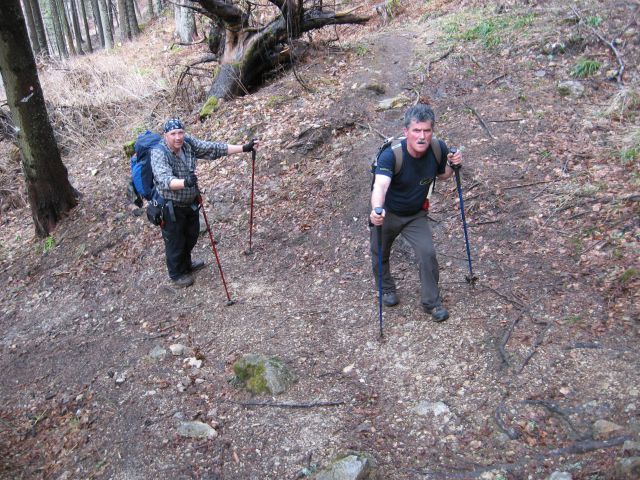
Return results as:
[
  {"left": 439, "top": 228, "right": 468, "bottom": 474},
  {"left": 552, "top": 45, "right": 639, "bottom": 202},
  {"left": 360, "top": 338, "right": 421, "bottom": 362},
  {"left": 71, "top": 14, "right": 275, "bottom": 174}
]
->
[{"left": 128, "top": 131, "right": 163, "bottom": 206}]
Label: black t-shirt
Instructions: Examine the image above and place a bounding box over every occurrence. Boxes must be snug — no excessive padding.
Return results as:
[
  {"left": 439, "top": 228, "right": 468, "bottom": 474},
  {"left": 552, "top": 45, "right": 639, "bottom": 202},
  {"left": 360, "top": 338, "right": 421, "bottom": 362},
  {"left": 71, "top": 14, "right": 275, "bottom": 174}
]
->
[{"left": 375, "top": 139, "right": 448, "bottom": 215}]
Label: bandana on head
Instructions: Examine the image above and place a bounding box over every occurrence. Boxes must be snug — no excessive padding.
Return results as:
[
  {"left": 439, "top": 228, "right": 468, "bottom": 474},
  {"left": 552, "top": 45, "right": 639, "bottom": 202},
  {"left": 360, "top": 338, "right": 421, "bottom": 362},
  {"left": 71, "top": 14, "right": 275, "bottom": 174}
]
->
[{"left": 164, "top": 118, "right": 184, "bottom": 133}]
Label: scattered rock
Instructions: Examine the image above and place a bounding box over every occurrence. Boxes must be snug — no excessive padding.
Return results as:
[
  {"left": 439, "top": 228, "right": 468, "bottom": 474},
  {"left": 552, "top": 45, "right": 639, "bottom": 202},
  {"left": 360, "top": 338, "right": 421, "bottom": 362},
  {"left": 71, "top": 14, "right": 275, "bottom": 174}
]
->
[
  {"left": 149, "top": 345, "right": 167, "bottom": 360},
  {"left": 184, "top": 357, "right": 202, "bottom": 368},
  {"left": 615, "top": 457, "right": 640, "bottom": 479},
  {"left": 548, "top": 471, "right": 572, "bottom": 480},
  {"left": 557, "top": 80, "right": 585, "bottom": 98},
  {"left": 114, "top": 372, "right": 127, "bottom": 385},
  {"left": 376, "top": 94, "right": 410, "bottom": 111},
  {"left": 232, "top": 354, "right": 296, "bottom": 395},
  {"left": 593, "top": 419, "right": 623, "bottom": 439},
  {"left": 411, "top": 400, "right": 450, "bottom": 417},
  {"left": 362, "top": 82, "right": 385, "bottom": 95},
  {"left": 314, "top": 451, "right": 376, "bottom": 480},
  {"left": 177, "top": 420, "right": 218, "bottom": 439},
  {"left": 169, "top": 344, "right": 187, "bottom": 356},
  {"left": 622, "top": 440, "right": 640, "bottom": 455}
]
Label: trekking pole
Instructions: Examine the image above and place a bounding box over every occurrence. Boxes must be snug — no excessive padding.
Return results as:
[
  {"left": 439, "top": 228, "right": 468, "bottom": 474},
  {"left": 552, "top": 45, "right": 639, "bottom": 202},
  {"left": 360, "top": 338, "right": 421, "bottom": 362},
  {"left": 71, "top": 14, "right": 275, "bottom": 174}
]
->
[
  {"left": 197, "top": 195, "right": 236, "bottom": 306},
  {"left": 245, "top": 148, "right": 256, "bottom": 255},
  {"left": 450, "top": 147, "right": 477, "bottom": 285},
  {"left": 375, "top": 207, "right": 384, "bottom": 338}
]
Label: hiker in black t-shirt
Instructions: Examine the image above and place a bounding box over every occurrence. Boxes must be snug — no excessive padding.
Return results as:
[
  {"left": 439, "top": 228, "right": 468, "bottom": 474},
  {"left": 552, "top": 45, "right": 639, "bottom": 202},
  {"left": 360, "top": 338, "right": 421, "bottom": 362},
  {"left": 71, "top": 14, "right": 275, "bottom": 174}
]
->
[
  {"left": 151, "top": 118, "right": 258, "bottom": 288},
  {"left": 370, "top": 104, "right": 462, "bottom": 322}
]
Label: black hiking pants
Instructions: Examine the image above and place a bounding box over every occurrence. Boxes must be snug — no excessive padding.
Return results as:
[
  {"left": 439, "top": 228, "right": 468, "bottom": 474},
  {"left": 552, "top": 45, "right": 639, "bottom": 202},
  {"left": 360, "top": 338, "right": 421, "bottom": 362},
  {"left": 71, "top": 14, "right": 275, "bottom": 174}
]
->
[
  {"left": 161, "top": 203, "right": 199, "bottom": 280},
  {"left": 370, "top": 209, "right": 442, "bottom": 309}
]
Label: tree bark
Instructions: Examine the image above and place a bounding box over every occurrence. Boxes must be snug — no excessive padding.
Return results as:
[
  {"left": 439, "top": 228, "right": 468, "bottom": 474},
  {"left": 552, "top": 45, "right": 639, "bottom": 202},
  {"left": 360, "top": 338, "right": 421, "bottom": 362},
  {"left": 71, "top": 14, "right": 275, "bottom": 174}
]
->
[
  {"left": 21, "top": 0, "right": 41, "bottom": 54},
  {"left": 126, "top": 0, "right": 140, "bottom": 37},
  {"left": 69, "top": 0, "right": 85, "bottom": 54},
  {"left": 117, "top": 0, "right": 130, "bottom": 41},
  {"left": 0, "top": 0, "right": 78, "bottom": 237},
  {"left": 49, "top": 0, "right": 69, "bottom": 58},
  {"left": 79, "top": 0, "right": 94, "bottom": 52},
  {"left": 146, "top": 0, "right": 154, "bottom": 18},
  {"left": 90, "top": 0, "right": 105, "bottom": 47},
  {"left": 175, "top": 1, "right": 195, "bottom": 43},
  {"left": 30, "top": 0, "right": 51, "bottom": 57},
  {"left": 56, "top": 0, "right": 77, "bottom": 55},
  {"left": 98, "top": 0, "right": 114, "bottom": 48},
  {"left": 193, "top": 0, "right": 370, "bottom": 100}
]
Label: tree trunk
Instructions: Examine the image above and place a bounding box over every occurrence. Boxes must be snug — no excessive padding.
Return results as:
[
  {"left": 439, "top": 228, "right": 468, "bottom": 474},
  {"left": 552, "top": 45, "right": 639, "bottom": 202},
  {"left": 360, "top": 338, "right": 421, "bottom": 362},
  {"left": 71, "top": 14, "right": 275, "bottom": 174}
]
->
[
  {"left": 117, "top": 0, "right": 130, "bottom": 41},
  {"left": 146, "top": 0, "right": 154, "bottom": 19},
  {"left": 49, "top": 0, "right": 68, "bottom": 58},
  {"left": 69, "top": 0, "right": 85, "bottom": 54},
  {"left": 79, "top": 0, "right": 93, "bottom": 52},
  {"left": 0, "top": 0, "right": 78, "bottom": 237},
  {"left": 132, "top": 0, "right": 141, "bottom": 22},
  {"left": 154, "top": 0, "right": 162, "bottom": 14},
  {"left": 21, "top": 0, "right": 41, "bottom": 54},
  {"left": 98, "top": 0, "right": 113, "bottom": 48},
  {"left": 56, "top": 0, "right": 77, "bottom": 55},
  {"left": 91, "top": 0, "right": 105, "bottom": 47},
  {"left": 194, "top": 1, "right": 370, "bottom": 100},
  {"left": 175, "top": 1, "right": 195, "bottom": 43},
  {"left": 30, "top": 0, "right": 51, "bottom": 57},
  {"left": 127, "top": 0, "right": 140, "bottom": 37}
]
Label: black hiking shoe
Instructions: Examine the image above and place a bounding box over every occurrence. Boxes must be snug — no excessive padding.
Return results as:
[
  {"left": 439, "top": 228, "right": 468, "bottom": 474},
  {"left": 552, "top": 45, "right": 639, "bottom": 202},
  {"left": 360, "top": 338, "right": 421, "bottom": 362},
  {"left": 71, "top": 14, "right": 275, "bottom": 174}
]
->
[
  {"left": 172, "top": 274, "right": 194, "bottom": 288},
  {"left": 382, "top": 291, "right": 399, "bottom": 307},
  {"left": 189, "top": 259, "right": 205, "bottom": 273},
  {"left": 423, "top": 305, "right": 449, "bottom": 323}
]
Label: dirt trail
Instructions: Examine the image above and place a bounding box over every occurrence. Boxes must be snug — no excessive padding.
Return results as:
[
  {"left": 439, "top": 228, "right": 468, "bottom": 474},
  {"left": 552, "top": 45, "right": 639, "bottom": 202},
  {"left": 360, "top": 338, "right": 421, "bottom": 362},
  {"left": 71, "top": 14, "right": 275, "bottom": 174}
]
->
[{"left": 1, "top": 3, "right": 639, "bottom": 479}]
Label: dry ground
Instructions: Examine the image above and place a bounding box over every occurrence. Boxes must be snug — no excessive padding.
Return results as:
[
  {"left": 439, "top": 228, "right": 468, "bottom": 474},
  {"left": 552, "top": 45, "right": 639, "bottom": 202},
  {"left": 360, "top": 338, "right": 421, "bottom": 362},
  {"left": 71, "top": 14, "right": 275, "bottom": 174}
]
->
[{"left": 1, "top": 1, "right": 639, "bottom": 479}]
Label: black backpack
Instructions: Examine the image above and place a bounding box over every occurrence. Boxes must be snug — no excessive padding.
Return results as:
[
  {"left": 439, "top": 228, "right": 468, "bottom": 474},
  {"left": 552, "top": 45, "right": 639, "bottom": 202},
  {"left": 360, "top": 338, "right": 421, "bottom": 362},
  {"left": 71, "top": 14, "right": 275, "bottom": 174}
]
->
[{"left": 370, "top": 136, "right": 443, "bottom": 208}]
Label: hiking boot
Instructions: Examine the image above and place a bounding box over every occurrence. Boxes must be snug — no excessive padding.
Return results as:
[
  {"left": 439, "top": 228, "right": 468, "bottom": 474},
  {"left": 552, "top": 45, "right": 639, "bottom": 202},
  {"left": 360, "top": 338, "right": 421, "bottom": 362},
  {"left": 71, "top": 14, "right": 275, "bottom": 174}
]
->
[
  {"left": 382, "top": 291, "right": 399, "bottom": 307},
  {"left": 172, "top": 274, "right": 194, "bottom": 288},
  {"left": 424, "top": 305, "right": 449, "bottom": 323},
  {"left": 189, "top": 259, "right": 205, "bottom": 273}
]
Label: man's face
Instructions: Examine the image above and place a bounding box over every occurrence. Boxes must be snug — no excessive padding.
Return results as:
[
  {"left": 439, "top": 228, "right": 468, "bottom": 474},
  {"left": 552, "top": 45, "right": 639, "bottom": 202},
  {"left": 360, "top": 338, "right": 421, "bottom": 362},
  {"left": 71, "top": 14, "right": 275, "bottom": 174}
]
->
[
  {"left": 403, "top": 120, "right": 433, "bottom": 156},
  {"left": 164, "top": 129, "right": 185, "bottom": 153}
]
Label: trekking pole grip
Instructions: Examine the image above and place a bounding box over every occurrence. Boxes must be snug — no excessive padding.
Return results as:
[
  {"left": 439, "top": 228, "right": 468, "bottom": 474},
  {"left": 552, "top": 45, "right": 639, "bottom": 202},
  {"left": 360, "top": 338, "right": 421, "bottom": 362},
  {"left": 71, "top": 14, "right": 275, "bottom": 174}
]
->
[{"left": 374, "top": 207, "right": 383, "bottom": 215}]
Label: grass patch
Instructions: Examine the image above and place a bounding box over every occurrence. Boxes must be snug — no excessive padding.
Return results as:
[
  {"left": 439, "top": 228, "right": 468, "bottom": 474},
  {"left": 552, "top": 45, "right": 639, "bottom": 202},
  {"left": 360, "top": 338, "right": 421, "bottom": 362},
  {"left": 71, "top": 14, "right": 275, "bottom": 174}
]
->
[
  {"left": 619, "top": 147, "right": 638, "bottom": 165},
  {"left": 571, "top": 58, "right": 600, "bottom": 78},
  {"left": 585, "top": 15, "right": 603, "bottom": 27},
  {"left": 266, "top": 95, "right": 287, "bottom": 108},
  {"left": 42, "top": 235, "right": 55, "bottom": 254},
  {"left": 352, "top": 43, "right": 370, "bottom": 56},
  {"left": 620, "top": 267, "right": 638, "bottom": 284}
]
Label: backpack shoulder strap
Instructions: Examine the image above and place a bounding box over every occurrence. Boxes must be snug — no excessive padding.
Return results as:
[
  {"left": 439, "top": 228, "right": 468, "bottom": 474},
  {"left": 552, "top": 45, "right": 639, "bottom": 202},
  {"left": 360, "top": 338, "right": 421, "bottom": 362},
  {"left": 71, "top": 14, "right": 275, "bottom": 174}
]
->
[
  {"left": 430, "top": 137, "right": 442, "bottom": 165},
  {"left": 391, "top": 138, "right": 404, "bottom": 174}
]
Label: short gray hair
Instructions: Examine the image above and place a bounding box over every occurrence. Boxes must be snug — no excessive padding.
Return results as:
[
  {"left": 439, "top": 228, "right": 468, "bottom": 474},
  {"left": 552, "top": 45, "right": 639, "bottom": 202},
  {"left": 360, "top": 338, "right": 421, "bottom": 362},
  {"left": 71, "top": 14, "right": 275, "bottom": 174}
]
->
[{"left": 403, "top": 104, "right": 436, "bottom": 128}]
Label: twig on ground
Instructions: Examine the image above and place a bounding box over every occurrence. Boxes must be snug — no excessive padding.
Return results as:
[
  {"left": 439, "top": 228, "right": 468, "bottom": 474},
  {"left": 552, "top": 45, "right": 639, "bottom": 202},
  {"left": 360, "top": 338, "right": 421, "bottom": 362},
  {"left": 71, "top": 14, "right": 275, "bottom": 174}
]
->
[
  {"left": 426, "top": 48, "right": 453, "bottom": 75},
  {"left": 487, "top": 118, "right": 524, "bottom": 123},
  {"left": 464, "top": 104, "right": 496, "bottom": 140},
  {"left": 522, "top": 399, "right": 583, "bottom": 437},
  {"left": 501, "top": 180, "right": 556, "bottom": 191},
  {"left": 235, "top": 400, "right": 345, "bottom": 409},
  {"left": 518, "top": 324, "right": 550, "bottom": 373},
  {"left": 487, "top": 73, "right": 507, "bottom": 85},
  {"left": 480, "top": 285, "right": 526, "bottom": 309},
  {"left": 495, "top": 402, "right": 521, "bottom": 439},
  {"left": 499, "top": 312, "right": 524, "bottom": 366}
]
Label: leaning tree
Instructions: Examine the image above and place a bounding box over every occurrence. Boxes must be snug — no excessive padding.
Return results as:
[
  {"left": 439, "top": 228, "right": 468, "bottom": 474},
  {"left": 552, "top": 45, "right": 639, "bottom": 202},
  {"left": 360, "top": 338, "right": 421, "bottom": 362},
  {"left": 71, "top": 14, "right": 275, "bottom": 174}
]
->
[
  {"left": 0, "top": 0, "right": 78, "bottom": 237},
  {"left": 191, "top": 0, "right": 371, "bottom": 100}
]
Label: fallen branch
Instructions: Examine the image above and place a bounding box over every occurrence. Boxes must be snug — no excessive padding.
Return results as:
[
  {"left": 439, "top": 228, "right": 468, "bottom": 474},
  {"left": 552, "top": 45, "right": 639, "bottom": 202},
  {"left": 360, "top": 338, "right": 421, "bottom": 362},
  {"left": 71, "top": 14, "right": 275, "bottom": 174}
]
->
[
  {"left": 487, "top": 72, "right": 507, "bottom": 85},
  {"left": 501, "top": 180, "right": 556, "bottom": 191},
  {"left": 522, "top": 399, "right": 583, "bottom": 437},
  {"left": 464, "top": 104, "right": 496, "bottom": 140},
  {"left": 487, "top": 118, "right": 524, "bottom": 123},
  {"left": 236, "top": 400, "right": 345, "bottom": 409}
]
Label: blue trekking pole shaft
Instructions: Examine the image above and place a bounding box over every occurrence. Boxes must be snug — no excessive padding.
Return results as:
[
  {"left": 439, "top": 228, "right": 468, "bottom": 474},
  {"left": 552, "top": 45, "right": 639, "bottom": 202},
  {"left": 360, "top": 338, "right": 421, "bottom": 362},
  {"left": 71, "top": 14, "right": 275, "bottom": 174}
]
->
[
  {"left": 450, "top": 148, "right": 474, "bottom": 282},
  {"left": 375, "top": 207, "right": 384, "bottom": 337}
]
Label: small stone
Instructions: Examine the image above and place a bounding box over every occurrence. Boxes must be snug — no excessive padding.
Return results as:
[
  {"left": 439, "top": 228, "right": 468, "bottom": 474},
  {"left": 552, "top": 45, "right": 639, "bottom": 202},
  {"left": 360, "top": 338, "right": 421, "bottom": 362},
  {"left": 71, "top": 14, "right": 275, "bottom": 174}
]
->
[
  {"left": 548, "top": 472, "right": 572, "bottom": 480},
  {"left": 149, "top": 345, "right": 167, "bottom": 360},
  {"left": 184, "top": 357, "right": 202, "bottom": 368},
  {"left": 169, "top": 344, "right": 187, "bottom": 356},
  {"left": 615, "top": 457, "right": 640, "bottom": 479},
  {"left": 115, "top": 372, "right": 127, "bottom": 385},
  {"left": 592, "top": 419, "right": 623, "bottom": 439},
  {"left": 557, "top": 80, "right": 585, "bottom": 98},
  {"left": 177, "top": 420, "right": 217, "bottom": 439},
  {"left": 622, "top": 440, "right": 640, "bottom": 455}
]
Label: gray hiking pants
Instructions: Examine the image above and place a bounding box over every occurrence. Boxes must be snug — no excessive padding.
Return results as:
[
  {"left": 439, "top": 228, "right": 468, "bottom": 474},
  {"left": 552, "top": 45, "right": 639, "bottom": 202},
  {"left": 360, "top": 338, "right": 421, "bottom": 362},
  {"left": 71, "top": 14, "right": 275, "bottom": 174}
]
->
[{"left": 370, "top": 209, "right": 441, "bottom": 309}]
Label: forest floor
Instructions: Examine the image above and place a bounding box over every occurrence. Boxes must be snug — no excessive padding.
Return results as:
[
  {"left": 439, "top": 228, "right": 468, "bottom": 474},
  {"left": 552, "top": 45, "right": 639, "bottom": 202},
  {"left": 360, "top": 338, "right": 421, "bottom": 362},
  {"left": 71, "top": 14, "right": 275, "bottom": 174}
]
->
[{"left": 0, "top": 0, "right": 639, "bottom": 479}]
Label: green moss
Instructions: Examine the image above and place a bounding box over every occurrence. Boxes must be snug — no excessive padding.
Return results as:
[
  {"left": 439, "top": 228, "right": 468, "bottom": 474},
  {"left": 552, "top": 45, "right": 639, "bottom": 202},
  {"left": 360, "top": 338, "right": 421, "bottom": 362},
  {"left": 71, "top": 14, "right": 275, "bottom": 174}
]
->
[
  {"left": 123, "top": 140, "right": 135, "bottom": 158},
  {"left": 199, "top": 96, "right": 219, "bottom": 121},
  {"left": 620, "top": 267, "right": 638, "bottom": 284},
  {"left": 232, "top": 357, "right": 269, "bottom": 394}
]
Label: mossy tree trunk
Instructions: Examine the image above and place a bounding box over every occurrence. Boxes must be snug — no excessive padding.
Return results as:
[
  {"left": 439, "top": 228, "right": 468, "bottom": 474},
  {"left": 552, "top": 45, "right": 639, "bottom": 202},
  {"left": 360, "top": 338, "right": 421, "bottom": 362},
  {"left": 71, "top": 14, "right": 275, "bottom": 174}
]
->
[
  {"left": 0, "top": 0, "right": 78, "bottom": 237},
  {"left": 193, "top": 0, "right": 370, "bottom": 100}
]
